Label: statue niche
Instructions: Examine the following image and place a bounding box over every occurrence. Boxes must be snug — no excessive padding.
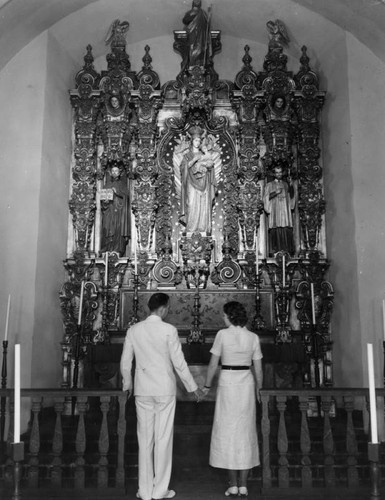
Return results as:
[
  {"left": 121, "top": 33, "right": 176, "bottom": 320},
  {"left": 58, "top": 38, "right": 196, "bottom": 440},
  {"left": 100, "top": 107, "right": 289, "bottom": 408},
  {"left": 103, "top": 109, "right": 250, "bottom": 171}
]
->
[
  {"left": 99, "top": 160, "right": 130, "bottom": 257},
  {"left": 263, "top": 160, "right": 296, "bottom": 256},
  {"left": 173, "top": 125, "right": 222, "bottom": 236}
]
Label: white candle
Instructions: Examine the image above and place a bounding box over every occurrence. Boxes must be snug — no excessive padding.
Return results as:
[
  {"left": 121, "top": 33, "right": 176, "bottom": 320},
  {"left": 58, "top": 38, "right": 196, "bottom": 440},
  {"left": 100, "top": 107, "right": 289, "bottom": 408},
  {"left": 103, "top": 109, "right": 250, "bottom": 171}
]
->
[
  {"left": 282, "top": 255, "right": 285, "bottom": 287},
  {"left": 14, "top": 344, "right": 20, "bottom": 443},
  {"left": 4, "top": 294, "right": 10, "bottom": 341},
  {"left": 310, "top": 283, "right": 316, "bottom": 325},
  {"left": 255, "top": 232, "right": 259, "bottom": 277},
  {"left": 367, "top": 343, "right": 378, "bottom": 443},
  {"left": 382, "top": 299, "right": 385, "bottom": 341},
  {"left": 134, "top": 230, "right": 138, "bottom": 275},
  {"left": 78, "top": 281, "right": 84, "bottom": 326},
  {"left": 105, "top": 252, "right": 109, "bottom": 287}
]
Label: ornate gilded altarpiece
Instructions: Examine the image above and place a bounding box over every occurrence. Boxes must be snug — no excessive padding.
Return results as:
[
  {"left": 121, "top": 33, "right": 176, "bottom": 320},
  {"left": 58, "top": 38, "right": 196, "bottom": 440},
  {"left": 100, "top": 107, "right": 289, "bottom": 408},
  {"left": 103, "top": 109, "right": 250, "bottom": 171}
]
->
[{"left": 60, "top": 13, "right": 333, "bottom": 391}]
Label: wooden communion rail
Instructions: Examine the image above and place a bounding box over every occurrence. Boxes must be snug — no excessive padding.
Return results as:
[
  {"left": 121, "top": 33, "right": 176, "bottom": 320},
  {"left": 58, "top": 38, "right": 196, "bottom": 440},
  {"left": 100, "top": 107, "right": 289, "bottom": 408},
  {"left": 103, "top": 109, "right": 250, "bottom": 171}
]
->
[{"left": 0, "top": 388, "right": 383, "bottom": 498}]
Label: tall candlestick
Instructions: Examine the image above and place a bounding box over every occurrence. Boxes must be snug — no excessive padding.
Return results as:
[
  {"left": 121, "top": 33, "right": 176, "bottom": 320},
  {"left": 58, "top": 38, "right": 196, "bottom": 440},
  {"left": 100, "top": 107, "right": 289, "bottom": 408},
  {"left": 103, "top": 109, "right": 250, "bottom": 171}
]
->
[
  {"left": 78, "top": 281, "right": 84, "bottom": 326},
  {"left": 282, "top": 255, "right": 285, "bottom": 287},
  {"left": 382, "top": 299, "right": 385, "bottom": 341},
  {"left": 367, "top": 343, "right": 378, "bottom": 443},
  {"left": 14, "top": 344, "right": 20, "bottom": 443},
  {"left": 310, "top": 283, "right": 316, "bottom": 325},
  {"left": 105, "top": 252, "right": 109, "bottom": 287},
  {"left": 4, "top": 294, "right": 10, "bottom": 341}
]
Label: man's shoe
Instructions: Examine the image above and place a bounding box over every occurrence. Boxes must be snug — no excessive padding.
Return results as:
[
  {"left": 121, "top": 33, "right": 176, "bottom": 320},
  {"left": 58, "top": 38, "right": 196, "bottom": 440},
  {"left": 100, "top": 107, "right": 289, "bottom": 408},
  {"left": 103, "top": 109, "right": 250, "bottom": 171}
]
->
[
  {"left": 136, "top": 492, "right": 151, "bottom": 500},
  {"left": 225, "top": 486, "right": 238, "bottom": 497},
  {"left": 153, "top": 490, "right": 176, "bottom": 499}
]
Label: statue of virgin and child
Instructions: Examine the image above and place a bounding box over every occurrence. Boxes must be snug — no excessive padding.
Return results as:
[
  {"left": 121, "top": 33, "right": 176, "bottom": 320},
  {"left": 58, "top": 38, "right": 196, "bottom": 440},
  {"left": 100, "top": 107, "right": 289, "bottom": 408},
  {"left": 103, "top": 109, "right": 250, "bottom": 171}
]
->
[{"left": 173, "top": 126, "right": 221, "bottom": 236}]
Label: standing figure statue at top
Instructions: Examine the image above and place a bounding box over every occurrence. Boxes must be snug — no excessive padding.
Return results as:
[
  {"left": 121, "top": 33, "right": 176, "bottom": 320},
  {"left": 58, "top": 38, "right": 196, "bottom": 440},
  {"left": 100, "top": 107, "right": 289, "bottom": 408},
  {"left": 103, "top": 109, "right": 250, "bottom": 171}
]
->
[{"left": 183, "top": 0, "right": 212, "bottom": 69}]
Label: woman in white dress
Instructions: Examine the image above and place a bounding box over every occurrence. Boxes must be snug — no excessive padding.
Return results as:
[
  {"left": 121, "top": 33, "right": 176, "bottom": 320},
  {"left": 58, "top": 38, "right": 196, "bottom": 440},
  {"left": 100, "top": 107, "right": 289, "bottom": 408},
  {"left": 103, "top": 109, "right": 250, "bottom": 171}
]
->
[{"left": 202, "top": 301, "right": 263, "bottom": 497}]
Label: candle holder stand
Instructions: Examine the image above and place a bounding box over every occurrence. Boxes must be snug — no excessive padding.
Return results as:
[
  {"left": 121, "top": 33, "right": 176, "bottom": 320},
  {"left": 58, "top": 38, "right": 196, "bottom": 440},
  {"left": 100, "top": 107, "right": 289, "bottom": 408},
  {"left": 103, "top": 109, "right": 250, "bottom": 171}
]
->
[
  {"left": 11, "top": 441, "right": 24, "bottom": 500},
  {"left": 72, "top": 323, "right": 83, "bottom": 390},
  {"left": 128, "top": 274, "right": 139, "bottom": 327},
  {"left": 310, "top": 323, "right": 321, "bottom": 388},
  {"left": 1, "top": 340, "right": 8, "bottom": 442},
  {"left": 187, "top": 277, "right": 203, "bottom": 344},
  {"left": 252, "top": 274, "right": 265, "bottom": 331},
  {"left": 368, "top": 442, "right": 381, "bottom": 498},
  {"left": 98, "top": 285, "right": 109, "bottom": 343}
]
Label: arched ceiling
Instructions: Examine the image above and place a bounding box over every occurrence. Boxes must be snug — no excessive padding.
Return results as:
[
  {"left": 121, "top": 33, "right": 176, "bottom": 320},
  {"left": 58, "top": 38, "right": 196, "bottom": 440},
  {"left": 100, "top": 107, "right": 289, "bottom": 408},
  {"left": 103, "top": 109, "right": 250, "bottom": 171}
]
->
[{"left": 0, "top": 0, "right": 384, "bottom": 72}]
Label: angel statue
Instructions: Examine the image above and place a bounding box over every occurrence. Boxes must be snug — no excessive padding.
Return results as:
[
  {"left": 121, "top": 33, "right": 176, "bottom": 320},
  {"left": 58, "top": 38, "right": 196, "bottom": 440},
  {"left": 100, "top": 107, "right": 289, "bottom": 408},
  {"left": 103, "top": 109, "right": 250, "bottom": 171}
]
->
[
  {"left": 266, "top": 19, "right": 289, "bottom": 53},
  {"left": 105, "top": 19, "right": 130, "bottom": 50},
  {"left": 173, "top": 126, "right": 222, "bottom": 235}
]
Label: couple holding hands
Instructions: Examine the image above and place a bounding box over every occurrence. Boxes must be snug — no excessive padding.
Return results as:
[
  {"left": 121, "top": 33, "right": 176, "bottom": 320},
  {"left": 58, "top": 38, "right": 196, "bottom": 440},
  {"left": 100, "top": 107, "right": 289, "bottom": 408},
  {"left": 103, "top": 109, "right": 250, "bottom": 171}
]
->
[{"left": 121, "top": 293, "right": 263, "bottom": 500}]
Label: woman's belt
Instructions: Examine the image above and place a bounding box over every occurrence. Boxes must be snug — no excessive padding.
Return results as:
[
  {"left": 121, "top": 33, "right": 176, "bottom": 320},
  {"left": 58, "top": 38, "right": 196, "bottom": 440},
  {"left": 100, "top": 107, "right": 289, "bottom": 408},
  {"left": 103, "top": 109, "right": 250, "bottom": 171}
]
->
[{"left": 221, "top": 365, "right": 250, "bottom": 370}]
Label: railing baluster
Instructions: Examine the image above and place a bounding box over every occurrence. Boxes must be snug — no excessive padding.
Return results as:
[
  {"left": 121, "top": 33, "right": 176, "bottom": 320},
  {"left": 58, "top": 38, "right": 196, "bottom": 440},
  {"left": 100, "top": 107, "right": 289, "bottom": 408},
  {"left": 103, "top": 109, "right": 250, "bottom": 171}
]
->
[
  {"left": 260, "top": 392, "right": 271, "bottom": 488},
  {"left": 74, "top": 396, "right": 88, "bottom": 489},
  {"left": 3, "top": 399, "right": 15, "bottom": 482},
  {"left": 321, "top": 396, "right": 335, "bottom": 487},
  {"left": 276, "top": 395, "right": 289, "bottom": 488},
  {"left": 344, "top": 395, "right": 358, "bottom": 487},
  {"left": 116, "top": 394, "right": 127, "bottom": 488},
  {"left": 51, "top": 398, "right": 64, "bottom": 487},
  {"left": 97, "top": 395, "right": 110, "bottom": 488},
  {"left": 299, "top": 396, "right": 312, "bottom": 488},
  {"left": 8, "top": 399, "right": 14, "bottom": 445},
  {"left": 28, "top": 397, "right": 42, "bottom": 488}
]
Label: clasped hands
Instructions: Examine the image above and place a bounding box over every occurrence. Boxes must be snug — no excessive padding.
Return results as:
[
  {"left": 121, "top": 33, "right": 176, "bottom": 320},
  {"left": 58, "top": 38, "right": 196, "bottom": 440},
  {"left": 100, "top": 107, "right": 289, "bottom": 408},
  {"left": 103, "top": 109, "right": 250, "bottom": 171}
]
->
[{"left": 193, "top": 385, "right": 211, "bottom": 403}]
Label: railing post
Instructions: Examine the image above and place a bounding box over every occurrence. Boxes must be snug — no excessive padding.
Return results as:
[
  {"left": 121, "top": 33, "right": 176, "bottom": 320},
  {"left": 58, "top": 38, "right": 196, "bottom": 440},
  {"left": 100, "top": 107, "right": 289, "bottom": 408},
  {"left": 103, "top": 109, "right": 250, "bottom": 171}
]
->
[
  {"left": 321, "top": 396, "right": 335, "bottom": 487},
  {"left": 97, "top": 395, "right": 110, "bottom": 488},
  {"left": 343, "top": 396, "right": 358, "bottom": 487},
  {"left": 28, "top": 397, "right": 42, "bottom": 488},
  {"left": 276, "top": 395, "right": 289, "bottom": 488},
  {"left": 116, "top": 394, "right": 127, "bottom": 489},
  {"left": 299, "top": 395, "right": 312, "bottom": 488},
  {"left": 260, "top": 391, "right": 271, "bottom": 489},
  {"left": 74, "top": 396, "right": 88, "bottom": 489},
  {"left": 51, "top": 398, "right": 64, "bottom": 487}
]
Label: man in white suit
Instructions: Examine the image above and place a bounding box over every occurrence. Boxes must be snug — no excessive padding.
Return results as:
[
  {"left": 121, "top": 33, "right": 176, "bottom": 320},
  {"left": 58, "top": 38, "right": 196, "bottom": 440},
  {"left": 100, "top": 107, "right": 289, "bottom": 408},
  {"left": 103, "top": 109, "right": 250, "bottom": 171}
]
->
[{"left": 120, "top": 292, "right": 201, "bottom": 500}]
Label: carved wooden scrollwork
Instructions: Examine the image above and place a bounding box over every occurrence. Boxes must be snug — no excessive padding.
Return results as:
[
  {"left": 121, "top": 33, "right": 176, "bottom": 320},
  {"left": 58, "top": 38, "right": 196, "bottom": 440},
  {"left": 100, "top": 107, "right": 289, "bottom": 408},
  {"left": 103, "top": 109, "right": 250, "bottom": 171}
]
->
[
  {"left": 211, "top": 236, "right": 242, "bottom": 287},
  {"left": 152, "top": 237, "right": 182, "bottom": 287}
]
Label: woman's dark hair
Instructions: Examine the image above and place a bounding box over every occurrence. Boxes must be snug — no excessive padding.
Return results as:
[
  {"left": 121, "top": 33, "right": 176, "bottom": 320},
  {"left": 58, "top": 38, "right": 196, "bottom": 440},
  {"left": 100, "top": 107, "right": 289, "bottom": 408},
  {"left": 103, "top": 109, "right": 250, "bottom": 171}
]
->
[
  {"left": 148, "top": 293, "right": 170, "bottom": 312},
  {"left": 223, "top": 301, "right": 248, "bottom": 327}
]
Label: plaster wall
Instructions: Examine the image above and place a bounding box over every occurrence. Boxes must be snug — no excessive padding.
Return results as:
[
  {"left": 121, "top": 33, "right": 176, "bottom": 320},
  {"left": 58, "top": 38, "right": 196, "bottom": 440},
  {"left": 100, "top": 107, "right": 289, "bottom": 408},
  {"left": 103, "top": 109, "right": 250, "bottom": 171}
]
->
[
  {"left": 31, "top": 31, "right": 75, "bottom": 388},
  {"left": 319, "top": 31, "right": 360, "bottom": 387},
  {"left": 0, "top": 29, "right": 76, "bottom": 400},
  {"left": 0, "top": 34, "right": 48, "bottom": 392},
  {"left": 346, "top": 33, "right": 385, "bottom": 389}
]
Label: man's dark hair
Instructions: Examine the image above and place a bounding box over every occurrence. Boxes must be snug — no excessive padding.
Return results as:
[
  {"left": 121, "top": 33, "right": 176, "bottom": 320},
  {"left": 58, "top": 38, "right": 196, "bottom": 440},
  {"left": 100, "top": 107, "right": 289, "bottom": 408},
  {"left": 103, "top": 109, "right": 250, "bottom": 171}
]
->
[{"left": 148, "top": 293, "right": 170, "bottom": 312}]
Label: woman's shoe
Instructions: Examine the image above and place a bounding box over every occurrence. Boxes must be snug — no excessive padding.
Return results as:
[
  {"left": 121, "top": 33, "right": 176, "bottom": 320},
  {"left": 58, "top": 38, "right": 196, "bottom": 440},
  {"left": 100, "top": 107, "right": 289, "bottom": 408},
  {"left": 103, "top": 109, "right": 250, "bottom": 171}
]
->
[
  {"left": 225, "top": 486, "right": 238, "bottom": 497},
  {"left": 238, "top": 486, "right": 248, "bottom": 497}
]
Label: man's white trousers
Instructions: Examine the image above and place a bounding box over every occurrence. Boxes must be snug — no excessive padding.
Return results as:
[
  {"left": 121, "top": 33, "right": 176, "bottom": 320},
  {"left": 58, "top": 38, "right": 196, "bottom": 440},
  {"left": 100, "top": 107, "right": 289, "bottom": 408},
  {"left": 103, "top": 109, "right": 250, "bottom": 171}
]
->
[{"left": 135, "top": 395, "right": 176, "bottom": 500}]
